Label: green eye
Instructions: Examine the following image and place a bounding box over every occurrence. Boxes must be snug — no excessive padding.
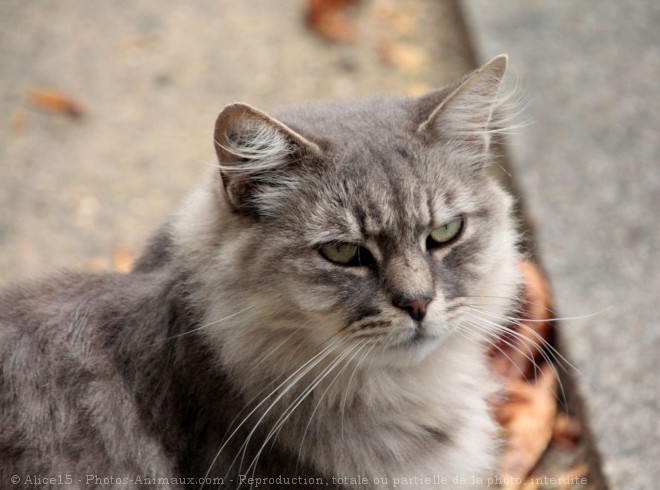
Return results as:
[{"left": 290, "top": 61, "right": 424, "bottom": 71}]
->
[
  {"left": 320, "top": 242, "right": 359, "bottom": 265},
  {"left": 429, "top": 217, "right": 464, "bottom": 247}
]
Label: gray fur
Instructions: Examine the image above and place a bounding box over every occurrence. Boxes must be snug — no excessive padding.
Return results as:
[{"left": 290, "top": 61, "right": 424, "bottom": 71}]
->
[{"left": 1, "top": 56, "right": 520, "bottom": 489}]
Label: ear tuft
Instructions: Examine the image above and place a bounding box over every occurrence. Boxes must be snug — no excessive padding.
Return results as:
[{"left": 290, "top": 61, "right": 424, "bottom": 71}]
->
[
  {"left": 213, "top": 103, "right": 320, "bottom": 212},
  {"left": 417, "top": 54, "right": 511, "bottom": 159}
]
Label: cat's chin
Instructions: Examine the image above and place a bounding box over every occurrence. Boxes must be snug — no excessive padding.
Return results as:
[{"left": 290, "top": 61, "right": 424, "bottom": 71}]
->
[{"left": 366, "top": 330, "right": 451, "bottom": 369}]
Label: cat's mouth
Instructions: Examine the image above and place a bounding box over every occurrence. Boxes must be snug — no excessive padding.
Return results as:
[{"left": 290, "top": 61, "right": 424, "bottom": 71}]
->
[
  {"left": 388, "top": 321, "right": 455, "bottom": 352},
  {"left": 392, "top": 326, "right": 439, "bottom": 349},
  {"left": 402, "top": 327, "right": 429, "bottom": 346},
  {"left": 367, "top": 325, "right": 450, "bottom": 367}
]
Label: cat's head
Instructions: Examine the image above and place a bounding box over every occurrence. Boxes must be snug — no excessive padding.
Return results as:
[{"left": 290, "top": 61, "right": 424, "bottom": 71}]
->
[{"left": 189, "top": 55, "right": 520, "bottom": 368}]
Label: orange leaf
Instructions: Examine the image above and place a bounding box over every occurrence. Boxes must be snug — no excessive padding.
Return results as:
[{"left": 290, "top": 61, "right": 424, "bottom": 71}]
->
[
  {"left": 376, "top": 40, "right": 428, "bottom": 73},
  {"left": 518, "top": 260, "right": 553, "bottom": 324},
  {"left": 27, "top": 88, "right": 85, "bottom": 117},
  {"left": 498, "top": 364, "right": 558, "bottom": 487},
  {"left": 552, "top": 413, "right": 581, "bottom": 450},
  {"left": 112, "top": 246, "right": 134, "bottom": 273},
  {"left": 305, "top": 0, "right": 360, "bottom": 43},
  {"left": 489, "top": 260, "right": 553, "bottom": 380}
]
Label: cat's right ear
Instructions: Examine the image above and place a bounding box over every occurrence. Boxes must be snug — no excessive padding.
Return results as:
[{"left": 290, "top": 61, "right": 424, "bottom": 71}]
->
[{"left": 213, "top": 103, "right": 322, "bottom": 212}]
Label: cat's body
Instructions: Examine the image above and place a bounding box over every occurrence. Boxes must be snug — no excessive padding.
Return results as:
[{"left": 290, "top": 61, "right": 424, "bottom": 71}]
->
[{"left": 0, "top": 57, "right": 520, "bottom": 489}]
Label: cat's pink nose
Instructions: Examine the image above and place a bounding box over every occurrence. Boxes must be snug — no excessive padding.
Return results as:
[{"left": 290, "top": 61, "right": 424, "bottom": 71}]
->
[{"left": 394, "top": 296, "right": 433, "bottom": 322}]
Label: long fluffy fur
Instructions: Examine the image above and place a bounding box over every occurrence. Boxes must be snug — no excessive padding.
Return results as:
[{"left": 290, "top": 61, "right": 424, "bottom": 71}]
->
[{"left": 1, "top": 58, "right": 521, "bottom": 490}]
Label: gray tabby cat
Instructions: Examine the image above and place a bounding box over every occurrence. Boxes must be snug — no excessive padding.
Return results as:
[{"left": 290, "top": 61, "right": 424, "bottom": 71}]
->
[{"left": 0, "top": 55, "right": 520, "bottom": 489}]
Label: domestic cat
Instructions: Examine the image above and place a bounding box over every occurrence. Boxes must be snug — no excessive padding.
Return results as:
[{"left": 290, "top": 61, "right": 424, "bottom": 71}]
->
[{"left": 0, "top": 55, "right": 520, "bottom": 489}]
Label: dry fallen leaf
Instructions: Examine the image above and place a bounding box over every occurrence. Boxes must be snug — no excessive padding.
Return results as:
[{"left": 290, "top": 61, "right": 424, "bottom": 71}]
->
[
  {"left": 552, "top": 413, "right": 582, "bottom": 450},
  {"left": 81, "top": 247, "right": 133, "bottom": 273},
  {"left": 490, "top": 259, "right": 554, "bottom": 380},
  {"left": 305, "top": 0, "right": 360, "bottom": 43},
  {"left": 498, "top": 365, "right": 558, "bottom": 488},
  {"left": 112, "top": 246, "right": 134, "bottom": 273},
  {"left": 27, "top": 88, "right": 85, "bottom": 117},
  {"left": 489, "top": 260, "right": 565, "bottom": 488},
  {"left": 376, "top": 39, "right": 428, "bottom": 73},
  {"left": 518, "top": 260, "right": 553, "bottom": 324}
]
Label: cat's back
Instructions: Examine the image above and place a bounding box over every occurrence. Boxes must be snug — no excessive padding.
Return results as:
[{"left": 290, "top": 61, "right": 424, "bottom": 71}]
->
[
  {"left": 0, "top": 270, "right": 129, "bottom": 383},
  {"left": 0, "top": 266, "right": 187, "bottom": 487},
  {"left": 0, "top": 225, "right": 182, "bottom": 359},
  {"left": 0, "top": 269, "right": 154, "bottom": 363}
]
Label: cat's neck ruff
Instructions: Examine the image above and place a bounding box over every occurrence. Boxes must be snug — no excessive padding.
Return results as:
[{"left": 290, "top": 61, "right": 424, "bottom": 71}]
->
[{"left": 171, "top": 178, "right": 501, "bottom": 487}]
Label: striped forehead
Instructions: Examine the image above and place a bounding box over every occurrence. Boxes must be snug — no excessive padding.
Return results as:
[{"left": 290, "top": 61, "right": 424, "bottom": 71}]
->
[
  {"left": 303, "top": 163, "right": 445, "bottom": 245},
  {"left": 350, "top": 176, "right": 431, "bottom": 238}
]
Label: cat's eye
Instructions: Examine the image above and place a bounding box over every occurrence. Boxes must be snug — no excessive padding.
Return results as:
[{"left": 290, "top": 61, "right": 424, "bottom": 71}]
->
[
  {"left": 319, "top": 243, "right": 358, "bottom": 265},
  {"left": 427, "top": 217, "right": 464, "bottom": 248},
  {"left": 319, "top": 243, "right": 374, "bottom": 267}
]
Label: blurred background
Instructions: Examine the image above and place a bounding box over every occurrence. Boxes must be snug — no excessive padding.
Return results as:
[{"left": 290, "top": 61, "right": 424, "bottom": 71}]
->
[
  {"left": 0, "top": 0, "right": 473, "bottom": 279},
  {"left": 1, "top": 1, "right": 658, "bottom": 489}
]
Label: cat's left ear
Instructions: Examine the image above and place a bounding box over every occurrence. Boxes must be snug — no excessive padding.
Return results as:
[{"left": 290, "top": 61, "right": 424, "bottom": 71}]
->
[
  {"left": 214, "top": 103, "right": 322, "bottom": 212},
  {"left": 416, "top": 54, "right": 508, "bottom": 164}
]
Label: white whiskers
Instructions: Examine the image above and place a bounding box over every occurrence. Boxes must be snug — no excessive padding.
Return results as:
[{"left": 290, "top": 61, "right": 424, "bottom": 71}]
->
[
  {"left": 163, "top": 305, "right": 255, "bottom": 341},
  {"left": 201, "top": 334, "right": 343, "bottom": 488}
]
